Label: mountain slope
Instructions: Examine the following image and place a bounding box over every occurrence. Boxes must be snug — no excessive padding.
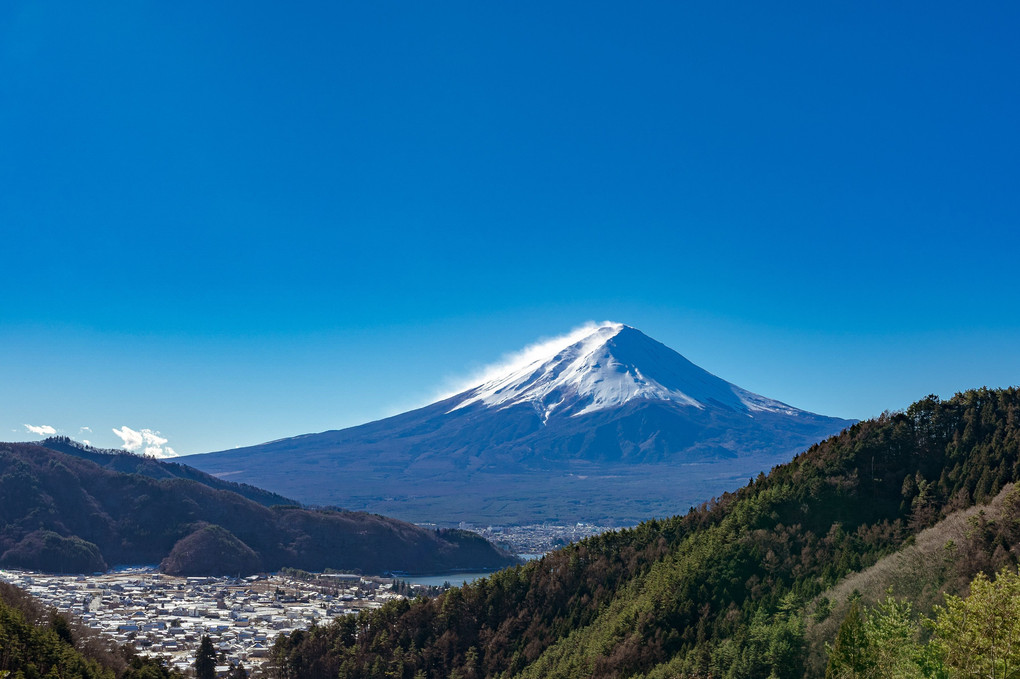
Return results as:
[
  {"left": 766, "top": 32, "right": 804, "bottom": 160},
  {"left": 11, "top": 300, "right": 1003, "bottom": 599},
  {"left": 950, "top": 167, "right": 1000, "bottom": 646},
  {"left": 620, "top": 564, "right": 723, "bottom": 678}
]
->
[
  {"left": 0, "top": 442, "right": 517, "bottom": 575},
  {"left": 183, "top": 324, "right": 854, "bottom": 524},
  {"left": 265, "top": 387, "right": 1020, "bottom": 679},
  {"left": 35, "top": 436, "right": 296, "bottom": 507}
]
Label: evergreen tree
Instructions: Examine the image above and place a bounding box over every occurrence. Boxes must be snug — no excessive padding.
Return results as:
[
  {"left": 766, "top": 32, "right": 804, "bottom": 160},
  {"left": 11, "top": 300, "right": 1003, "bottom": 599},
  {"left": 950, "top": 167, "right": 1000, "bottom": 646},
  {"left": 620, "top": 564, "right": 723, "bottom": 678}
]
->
[
  {"left": 862, "top": 597, "right": 923, "bottom": 679},
  {"left": 195, "top": 635, "right": 217, "bottom": 679},
  {"left": 826, "top": 599, "right": 873, "bottom": 678},
  {"left": 50, "top": 611, "right": 74, "bottom": 646}
]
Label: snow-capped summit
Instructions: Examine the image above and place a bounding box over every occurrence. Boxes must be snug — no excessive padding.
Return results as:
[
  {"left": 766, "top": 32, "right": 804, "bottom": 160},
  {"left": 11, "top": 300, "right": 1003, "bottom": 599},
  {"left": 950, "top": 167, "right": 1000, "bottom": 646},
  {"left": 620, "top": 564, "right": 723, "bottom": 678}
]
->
[
  {"left": 184, "top": 324, "right": 855, "bottom": 525},
  {"left": 452, "top": 323, "right": 799, "bottom": 421}
]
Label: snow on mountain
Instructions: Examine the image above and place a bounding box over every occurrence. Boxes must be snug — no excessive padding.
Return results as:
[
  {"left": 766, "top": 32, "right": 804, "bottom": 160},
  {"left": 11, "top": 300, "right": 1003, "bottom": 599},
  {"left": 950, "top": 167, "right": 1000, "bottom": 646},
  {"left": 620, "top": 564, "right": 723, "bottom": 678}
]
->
[
  {"left": 451, "top": 322, "right": 800, "bottom": 421},
  {"left": 182, "top": 323, "right": 855, "bottom": 525}
]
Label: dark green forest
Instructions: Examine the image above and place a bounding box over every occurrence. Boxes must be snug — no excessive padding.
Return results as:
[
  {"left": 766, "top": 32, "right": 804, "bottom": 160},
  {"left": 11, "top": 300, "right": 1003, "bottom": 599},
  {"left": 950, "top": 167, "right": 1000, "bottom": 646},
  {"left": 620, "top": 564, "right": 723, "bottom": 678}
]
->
[{"left": 267, "top": 387, "right": 1020, "bottom": 679}]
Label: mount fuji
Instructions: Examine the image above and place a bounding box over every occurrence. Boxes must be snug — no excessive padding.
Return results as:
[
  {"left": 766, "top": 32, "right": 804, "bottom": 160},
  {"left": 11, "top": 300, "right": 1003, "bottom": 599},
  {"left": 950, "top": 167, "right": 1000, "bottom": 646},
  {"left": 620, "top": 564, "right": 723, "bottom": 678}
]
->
[{"left": 181, "top": 324, "right": 854, "bottom": 524}]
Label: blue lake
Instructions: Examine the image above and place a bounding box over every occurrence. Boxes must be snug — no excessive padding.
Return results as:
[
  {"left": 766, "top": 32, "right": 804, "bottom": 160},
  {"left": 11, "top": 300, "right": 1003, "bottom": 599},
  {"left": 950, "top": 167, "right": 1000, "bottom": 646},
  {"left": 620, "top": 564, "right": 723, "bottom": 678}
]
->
[
  {"left": 400, "top": 554, "right": 544, "bottom": 587},
  {"left": 401, "top": 572, "right": 496, "bottom": 587}
]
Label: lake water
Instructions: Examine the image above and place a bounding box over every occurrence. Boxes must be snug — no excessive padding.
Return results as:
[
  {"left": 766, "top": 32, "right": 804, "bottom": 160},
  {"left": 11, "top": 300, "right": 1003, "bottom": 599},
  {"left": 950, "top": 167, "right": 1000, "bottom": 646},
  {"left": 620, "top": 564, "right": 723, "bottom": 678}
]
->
[
  {"left": 400, "top": 554, "right": 545, "bottom": 587},
  {"left": 401, "top": 572, "right": 496, "bottom": 587}
]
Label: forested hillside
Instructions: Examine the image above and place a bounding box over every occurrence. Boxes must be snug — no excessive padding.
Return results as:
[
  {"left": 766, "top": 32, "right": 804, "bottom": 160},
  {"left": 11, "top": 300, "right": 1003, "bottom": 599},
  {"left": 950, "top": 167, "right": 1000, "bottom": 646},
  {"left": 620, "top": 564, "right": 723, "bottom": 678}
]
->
[
  {"left": 36, "top": 436, "right": 296, "bottom": 507},
  {"left": 0, "top": 443, "right": 517, "bottom": 576},
  {"left": 267, "top": 387, "right": 1020, "bottom": 679}
]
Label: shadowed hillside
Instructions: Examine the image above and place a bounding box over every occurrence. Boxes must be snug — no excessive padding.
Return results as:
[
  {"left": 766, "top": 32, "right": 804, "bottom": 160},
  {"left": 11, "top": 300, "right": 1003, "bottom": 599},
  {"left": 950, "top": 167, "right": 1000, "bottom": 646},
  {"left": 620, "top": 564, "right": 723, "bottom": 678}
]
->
[
  {"left": 35, "top": 436, "right": 297, "bottom": 507},
  {"left": 0, "top": 442, "right": 517, "bottom": 576}
]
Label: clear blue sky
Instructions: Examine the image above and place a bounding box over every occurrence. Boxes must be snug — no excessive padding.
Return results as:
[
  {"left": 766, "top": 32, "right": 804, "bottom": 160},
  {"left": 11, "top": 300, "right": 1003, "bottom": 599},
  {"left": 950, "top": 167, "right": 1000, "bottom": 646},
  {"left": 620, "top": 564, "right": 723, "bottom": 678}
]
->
[{"left": 2, "top": 2, "right": 1019, "bottom": 455}]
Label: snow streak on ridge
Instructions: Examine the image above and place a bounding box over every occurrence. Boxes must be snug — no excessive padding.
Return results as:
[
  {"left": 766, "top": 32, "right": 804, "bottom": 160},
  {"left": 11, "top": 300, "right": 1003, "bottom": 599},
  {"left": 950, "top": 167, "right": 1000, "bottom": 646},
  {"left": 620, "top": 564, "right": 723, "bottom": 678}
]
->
[{"left": 434, "top": 321, "right": 622, "bottom": 402}]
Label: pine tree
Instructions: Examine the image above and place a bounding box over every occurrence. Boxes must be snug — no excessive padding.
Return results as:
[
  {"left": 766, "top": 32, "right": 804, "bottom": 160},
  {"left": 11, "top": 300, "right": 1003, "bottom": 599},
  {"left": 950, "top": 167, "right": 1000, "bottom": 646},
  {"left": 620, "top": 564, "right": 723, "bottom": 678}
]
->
[
  {"left": 826, "top": 599, "right": 874, "bottom": 678},
  {"left": 195, "top": 635, "right": 217, "bottom": 679}
]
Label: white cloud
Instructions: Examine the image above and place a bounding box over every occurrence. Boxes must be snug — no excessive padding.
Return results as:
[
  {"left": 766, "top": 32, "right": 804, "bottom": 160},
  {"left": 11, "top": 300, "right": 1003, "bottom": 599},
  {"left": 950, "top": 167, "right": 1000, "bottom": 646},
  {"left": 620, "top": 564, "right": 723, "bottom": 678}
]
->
[
  {"left": 112, "top": 426, "right": 143, "bottom": 450},
  {"left": 433, "top": 321, "right": 618, "bottom": 402},
  {"left": 24, "top": 424, "right": 57, "bottom": 436},
  {"left": 82, "top": 440, "right": 91, "bottom": 446},
  {"left": 112, "top": 426, "right": 178, "bottom": 459},
  {"left": 80, "top": 426, "right": 92, "bottom": 433}
]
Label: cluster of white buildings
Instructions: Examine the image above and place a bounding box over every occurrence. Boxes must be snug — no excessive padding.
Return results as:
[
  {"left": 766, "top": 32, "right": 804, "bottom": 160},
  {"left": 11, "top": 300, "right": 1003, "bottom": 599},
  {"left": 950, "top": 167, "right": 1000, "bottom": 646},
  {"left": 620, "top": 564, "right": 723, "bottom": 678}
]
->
[
  {"left": 0, "top": 568, "right": 405, "bottom": 675},
  {"left": 461, "top": 522, "right": 613, "bottom": 554}
]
